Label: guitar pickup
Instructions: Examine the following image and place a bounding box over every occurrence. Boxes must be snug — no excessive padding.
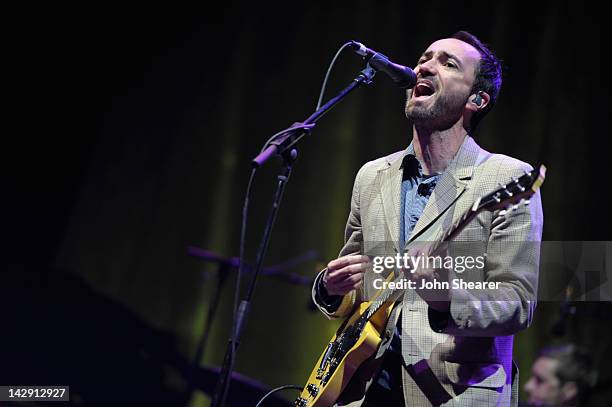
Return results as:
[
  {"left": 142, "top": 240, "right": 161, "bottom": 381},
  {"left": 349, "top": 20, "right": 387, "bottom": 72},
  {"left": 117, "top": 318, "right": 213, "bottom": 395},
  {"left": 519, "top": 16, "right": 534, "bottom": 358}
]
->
[{"left": 307, "top": 383, "right": 319, "bottom": 397}]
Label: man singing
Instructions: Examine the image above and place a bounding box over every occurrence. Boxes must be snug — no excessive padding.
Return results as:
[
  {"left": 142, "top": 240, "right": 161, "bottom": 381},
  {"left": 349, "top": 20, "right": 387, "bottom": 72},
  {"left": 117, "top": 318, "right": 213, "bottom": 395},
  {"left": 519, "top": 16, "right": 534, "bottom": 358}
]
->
[{"left": 312, "top": 31, "right": 544, "bottom": 406}]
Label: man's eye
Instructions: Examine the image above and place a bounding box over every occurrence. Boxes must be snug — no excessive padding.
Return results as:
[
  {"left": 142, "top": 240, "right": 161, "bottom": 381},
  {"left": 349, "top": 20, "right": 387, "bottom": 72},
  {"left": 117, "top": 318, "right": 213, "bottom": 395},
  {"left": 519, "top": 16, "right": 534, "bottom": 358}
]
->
[{"left": 445, "top": 62, "right": 457, "bottom": 68}]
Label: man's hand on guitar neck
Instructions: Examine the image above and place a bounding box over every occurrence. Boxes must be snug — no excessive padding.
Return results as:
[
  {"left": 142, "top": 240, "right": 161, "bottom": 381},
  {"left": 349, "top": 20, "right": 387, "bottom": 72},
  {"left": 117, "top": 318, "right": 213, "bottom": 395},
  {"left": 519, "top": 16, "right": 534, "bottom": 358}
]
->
[
  {"left": 405, "top": 244, "right": 451, "bottom": 313},
  {"left": 322, "top": 254, "right": 371, "bottom": 296}
]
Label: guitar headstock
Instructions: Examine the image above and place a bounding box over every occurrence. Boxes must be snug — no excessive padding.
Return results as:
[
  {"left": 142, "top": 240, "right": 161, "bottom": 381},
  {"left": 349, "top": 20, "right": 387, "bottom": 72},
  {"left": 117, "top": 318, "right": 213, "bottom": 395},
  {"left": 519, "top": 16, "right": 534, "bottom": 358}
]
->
[{"left": 471, "top": 165, "right": 546, "bottom": 216}]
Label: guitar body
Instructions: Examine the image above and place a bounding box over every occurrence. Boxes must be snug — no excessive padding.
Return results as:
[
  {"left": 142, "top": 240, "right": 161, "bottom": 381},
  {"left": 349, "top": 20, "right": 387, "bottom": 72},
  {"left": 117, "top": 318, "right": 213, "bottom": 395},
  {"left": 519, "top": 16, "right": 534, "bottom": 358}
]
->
[{"left": 295, "top": 300, "right": 396, "bottom": 407}]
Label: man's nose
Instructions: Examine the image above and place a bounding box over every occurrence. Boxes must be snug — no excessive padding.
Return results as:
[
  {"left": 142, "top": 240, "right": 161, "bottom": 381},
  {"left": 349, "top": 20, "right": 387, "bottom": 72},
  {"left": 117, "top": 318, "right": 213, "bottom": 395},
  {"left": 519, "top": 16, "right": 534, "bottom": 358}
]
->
[
  {"left": 414, "top": 58, "right": 438, "bottom": 76},
  {"left": 416, "top": 59, "right": 437, "bottom": 77}
]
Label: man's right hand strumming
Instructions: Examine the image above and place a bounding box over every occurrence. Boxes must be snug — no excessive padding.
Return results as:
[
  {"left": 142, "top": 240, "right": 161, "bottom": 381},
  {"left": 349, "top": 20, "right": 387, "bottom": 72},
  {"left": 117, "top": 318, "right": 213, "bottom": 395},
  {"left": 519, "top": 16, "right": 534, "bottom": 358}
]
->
[{"left": 322, "top": 254, "right": 370, "bottom": 296}]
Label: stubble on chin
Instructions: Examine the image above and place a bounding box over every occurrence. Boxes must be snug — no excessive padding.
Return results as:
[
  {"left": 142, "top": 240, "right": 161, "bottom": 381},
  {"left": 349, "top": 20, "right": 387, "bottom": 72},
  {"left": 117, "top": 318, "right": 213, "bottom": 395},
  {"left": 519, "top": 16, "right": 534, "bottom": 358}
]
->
[
  {"left": 405, "top": 88, "right": 436, "bottom": 122},
  {"left": 405, "top": 88, "right": 469, "bottom": 131}
]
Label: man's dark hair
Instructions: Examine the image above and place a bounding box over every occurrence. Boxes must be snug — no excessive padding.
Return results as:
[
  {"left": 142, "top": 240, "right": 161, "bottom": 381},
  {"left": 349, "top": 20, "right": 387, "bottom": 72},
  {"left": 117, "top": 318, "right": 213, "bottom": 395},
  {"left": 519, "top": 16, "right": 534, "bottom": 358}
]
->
[
  {"left": 451, "top": 31, "right": 502, "bottom": 132},
  {"left": 539, "top": 344, "right": 597, "bottom": 405}
]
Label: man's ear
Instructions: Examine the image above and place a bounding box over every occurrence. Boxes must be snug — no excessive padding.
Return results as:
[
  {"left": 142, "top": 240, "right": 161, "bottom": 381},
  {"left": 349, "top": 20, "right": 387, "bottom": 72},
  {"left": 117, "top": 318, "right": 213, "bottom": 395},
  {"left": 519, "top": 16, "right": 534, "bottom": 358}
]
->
[
  {"left": 466, "top": 91, "right": 491, "bottom": 112},
  {"left": 560, "top": 381, "right": 578, "bottom": 403}
]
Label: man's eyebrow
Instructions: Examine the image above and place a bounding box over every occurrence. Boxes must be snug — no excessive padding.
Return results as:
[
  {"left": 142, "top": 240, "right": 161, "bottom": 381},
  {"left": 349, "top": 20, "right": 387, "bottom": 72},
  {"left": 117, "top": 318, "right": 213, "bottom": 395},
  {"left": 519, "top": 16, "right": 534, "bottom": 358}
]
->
[
  {"left": 441, "top": 51, "right": 464, "bottom": 67},
  {"left": 418, "top": 50, "right": 464, "bottom": 68},
  {"left": 419, "top": 50, "right": 433, "bottom": 60}
]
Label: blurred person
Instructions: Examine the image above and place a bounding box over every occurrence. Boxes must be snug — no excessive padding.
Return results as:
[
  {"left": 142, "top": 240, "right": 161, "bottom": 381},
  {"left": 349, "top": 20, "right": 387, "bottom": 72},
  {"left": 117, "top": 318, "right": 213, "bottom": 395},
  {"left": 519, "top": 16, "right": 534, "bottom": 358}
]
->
[{"left": 523, "top": 344, "right": 596, "bottom": 407}]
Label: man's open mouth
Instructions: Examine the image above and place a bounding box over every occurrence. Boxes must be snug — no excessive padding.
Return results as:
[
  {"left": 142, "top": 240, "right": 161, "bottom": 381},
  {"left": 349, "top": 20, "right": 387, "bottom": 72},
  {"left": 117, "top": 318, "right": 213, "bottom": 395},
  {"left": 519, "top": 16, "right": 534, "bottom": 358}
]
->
[{"left": 413, "top": 81, "right": 435, "bottom": 100}]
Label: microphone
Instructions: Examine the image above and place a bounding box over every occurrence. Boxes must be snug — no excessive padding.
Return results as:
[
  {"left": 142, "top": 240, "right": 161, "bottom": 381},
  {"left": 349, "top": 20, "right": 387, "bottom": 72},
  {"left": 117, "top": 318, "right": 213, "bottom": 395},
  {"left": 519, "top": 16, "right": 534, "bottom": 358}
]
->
[{"left": 348, "top": 41, "right": 416, "bottom": 89}]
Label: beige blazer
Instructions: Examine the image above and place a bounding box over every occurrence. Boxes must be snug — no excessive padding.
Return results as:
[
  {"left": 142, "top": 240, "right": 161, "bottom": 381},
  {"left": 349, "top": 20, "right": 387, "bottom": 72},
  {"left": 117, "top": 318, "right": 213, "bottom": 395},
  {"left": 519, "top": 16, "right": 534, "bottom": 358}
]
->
[{"left": 312, "top": 135, "right": 543, "bottom": 406}]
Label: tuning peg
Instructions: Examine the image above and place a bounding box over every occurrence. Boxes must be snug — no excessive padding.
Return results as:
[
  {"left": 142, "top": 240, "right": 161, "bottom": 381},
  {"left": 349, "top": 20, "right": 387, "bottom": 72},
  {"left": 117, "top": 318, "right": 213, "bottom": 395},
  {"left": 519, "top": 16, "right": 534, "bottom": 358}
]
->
[
  {"left": 517, "top": 184, "right": 526, "bottom": 192},
  {"left": 511, "top": 176, "right": 518, "bottom": 183},
  {"left": 498, "top": 182, "right": 513, "bottom": 197},
  {"left": 524, "top": 170, "right": 531, "bottom": 176},
  {"left": 524, "top": 199, "right": 531, "bottom": 206}
]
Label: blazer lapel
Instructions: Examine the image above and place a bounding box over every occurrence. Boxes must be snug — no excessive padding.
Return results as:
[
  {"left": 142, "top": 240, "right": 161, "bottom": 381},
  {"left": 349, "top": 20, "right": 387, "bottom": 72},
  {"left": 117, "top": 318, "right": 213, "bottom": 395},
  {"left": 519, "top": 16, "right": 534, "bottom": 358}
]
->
[
  {"left": 407, "top": 136, "right": 481, "bottom": 244},
  {"left": 379, "top": 150, "right": 407, "bottom": 254}
]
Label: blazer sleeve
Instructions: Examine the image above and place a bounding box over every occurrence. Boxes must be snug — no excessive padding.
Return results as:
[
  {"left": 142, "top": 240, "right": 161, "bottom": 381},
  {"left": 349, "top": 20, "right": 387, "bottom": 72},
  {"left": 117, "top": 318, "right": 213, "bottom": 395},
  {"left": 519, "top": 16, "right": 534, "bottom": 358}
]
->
[
  {"left": 429, "top": 162, "right": 544, "bottom": 336},
  {"left": 312, "top": 164, "right": 368, "bottom": 319}
]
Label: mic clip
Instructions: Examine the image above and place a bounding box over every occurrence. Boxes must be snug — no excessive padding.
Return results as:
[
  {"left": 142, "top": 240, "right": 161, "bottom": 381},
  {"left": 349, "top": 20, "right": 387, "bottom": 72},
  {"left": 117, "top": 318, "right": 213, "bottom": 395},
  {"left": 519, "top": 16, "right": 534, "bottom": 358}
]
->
[{"left": 356, "top": 65, "right": 377, "bottom": 85}]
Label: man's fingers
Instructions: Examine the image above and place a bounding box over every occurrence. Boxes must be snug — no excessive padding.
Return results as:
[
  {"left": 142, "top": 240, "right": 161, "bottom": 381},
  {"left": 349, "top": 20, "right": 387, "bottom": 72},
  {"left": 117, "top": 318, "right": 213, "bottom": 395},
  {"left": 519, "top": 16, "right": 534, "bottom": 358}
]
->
[
  {"left": 327, "top": 273, "right": 363, "bottom": 290},
  {"left": 327, "top": 255, "right": 370, "bottom": 271},
  {"left": 327, "top": 263, "right": 368, "bottom": 278},
  {"left": 324, "top": 268, "right": 363, "bottom": 287},
  {"left": 327, "top": 260, "right": 369, "bottom": 280},
  {"left": 335, "top": 272, "right": 363, "bottom": 285},
  {"left": 336, "top": 279, "right": 363, "bottom": 294}
]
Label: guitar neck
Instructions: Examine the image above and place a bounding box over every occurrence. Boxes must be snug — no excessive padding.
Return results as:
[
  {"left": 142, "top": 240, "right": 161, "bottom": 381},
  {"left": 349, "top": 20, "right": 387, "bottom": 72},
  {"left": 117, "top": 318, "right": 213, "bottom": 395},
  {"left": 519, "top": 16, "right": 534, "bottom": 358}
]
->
[
  {"left": 361, "top": 203, "right": 479, "bottom": 322},
  {"left": 429, "top": 205, "right": 479, "bottom": 256}
]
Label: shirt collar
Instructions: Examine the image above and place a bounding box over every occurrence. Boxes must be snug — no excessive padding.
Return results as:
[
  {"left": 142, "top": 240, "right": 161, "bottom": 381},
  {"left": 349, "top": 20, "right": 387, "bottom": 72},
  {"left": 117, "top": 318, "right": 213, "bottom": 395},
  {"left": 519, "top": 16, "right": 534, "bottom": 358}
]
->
[
  {"left": 400, "top": 142, "right": 445, "bottom": 180},
  {"left": 401, "top": 142, "right": 425, "bottom": 179}
]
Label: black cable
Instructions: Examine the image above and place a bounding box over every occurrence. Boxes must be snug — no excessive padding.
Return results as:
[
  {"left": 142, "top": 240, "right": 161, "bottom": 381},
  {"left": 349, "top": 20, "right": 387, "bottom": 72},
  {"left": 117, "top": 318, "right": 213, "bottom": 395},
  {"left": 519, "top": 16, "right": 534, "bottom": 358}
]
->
[
  {"left": 254, "top": 384, "right": 303, "bottom": 407},
  {"left": 221, "top": 166, "right": 257, "bottom": 406},
  {"left": 258, "top": 41, "right": 354, "bottom": 154},
  {"left": 259, "top": 123, "right": 316, "bottom": 155},
  {"left": 316, "top": 41, "right": 355, "bottom": 110}
]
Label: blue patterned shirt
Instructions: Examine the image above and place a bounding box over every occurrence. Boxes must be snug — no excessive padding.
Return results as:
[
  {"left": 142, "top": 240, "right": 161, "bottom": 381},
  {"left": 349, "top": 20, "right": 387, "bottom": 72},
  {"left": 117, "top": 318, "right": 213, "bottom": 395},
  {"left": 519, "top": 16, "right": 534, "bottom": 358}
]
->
[{"left": 378, "top": 149, "right": 440, "bottom": 391}]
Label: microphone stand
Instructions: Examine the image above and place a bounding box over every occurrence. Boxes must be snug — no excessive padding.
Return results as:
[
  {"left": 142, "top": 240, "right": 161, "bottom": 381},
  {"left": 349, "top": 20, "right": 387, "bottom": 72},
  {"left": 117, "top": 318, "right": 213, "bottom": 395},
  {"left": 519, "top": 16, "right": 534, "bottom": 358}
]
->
[
  {"left": 211, "top": 64, "right": 377, "bottom": 407},
  {"left": 182, "top": 248, "right": 317, "bottom": 406},
  {"left": 184, "top": 262, "right": 230, "bottom": 406}
]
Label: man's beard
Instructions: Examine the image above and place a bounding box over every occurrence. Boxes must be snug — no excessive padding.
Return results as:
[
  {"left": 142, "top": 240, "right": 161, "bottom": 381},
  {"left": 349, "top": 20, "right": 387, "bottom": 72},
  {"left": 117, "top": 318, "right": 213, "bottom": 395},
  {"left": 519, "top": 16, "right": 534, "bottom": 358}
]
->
[{"left": 405, "top": 88, "right": 468, "bottom": 131}]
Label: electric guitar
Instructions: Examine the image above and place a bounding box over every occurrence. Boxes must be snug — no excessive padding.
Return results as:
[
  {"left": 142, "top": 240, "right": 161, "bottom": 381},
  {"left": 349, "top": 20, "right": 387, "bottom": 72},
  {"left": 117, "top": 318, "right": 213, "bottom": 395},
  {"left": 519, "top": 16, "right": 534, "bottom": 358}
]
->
[{"left": 294, "top": 165, "right": 547, "bottom": 407}]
